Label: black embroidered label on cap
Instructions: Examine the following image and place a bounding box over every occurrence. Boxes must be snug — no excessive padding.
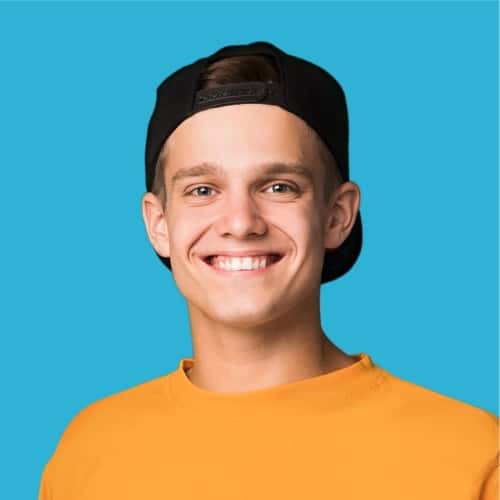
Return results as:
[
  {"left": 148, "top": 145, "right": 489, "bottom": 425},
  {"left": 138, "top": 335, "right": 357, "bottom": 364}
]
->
[{"left": 193, "top": 81, "right": 281, "bottom": 111}]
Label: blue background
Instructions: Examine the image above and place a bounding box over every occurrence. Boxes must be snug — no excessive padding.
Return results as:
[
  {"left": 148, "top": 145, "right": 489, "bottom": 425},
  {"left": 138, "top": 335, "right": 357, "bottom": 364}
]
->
[{"left": 0, "top": 1, "right": 498, "bottom": 498}]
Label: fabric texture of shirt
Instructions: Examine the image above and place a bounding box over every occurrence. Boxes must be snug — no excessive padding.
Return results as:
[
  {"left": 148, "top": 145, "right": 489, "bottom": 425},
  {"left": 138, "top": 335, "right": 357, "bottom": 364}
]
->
[{"left": 39, "top": 352, "right": 499, "bottom": 500}]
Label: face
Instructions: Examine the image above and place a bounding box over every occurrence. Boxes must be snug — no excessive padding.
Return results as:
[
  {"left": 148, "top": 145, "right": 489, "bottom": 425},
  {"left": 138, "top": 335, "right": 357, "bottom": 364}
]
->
[{"left": 142, "top": 104, "right": 358, "bottom": 329}]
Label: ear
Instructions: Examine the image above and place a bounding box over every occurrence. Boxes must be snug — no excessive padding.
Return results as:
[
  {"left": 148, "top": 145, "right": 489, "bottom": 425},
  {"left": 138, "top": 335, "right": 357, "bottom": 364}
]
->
[
  {"left": 323, "top": 181, "right": 361, "bottom": 250},
  {"left": 141, "top": 192, "right": 170, "bottom": 258}
]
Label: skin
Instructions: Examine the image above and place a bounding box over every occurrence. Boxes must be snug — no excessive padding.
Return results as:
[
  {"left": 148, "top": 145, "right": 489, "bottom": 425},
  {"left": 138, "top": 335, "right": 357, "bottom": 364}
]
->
[{"left": 142, "top": 103, "right": 361, "bottom": 393}]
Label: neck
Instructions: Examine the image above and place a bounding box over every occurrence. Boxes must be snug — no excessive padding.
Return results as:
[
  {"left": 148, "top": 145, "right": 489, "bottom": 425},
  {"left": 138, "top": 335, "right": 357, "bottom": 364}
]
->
[{"left": 184, "top": 292, "right": 356, "bottom": 393}]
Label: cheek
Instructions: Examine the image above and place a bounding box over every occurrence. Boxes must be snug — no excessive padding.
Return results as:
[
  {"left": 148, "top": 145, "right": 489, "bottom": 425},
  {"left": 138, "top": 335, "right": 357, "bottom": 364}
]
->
[
  {"left": 167, "top": 210, "right": 205, "bottom": 257},
  {"left": 292, "top": 207, "right": 324, "bottom": 243}
]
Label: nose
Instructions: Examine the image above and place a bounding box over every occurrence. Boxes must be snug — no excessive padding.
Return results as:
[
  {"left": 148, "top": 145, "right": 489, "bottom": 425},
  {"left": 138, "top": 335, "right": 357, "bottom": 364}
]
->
[{"left": 213, "top": 191, "right": 268, "bottom": 239}]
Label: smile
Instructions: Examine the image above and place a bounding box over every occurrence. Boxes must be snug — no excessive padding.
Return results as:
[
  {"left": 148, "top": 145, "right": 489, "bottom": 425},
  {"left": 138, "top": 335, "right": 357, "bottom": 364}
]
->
[{"left": 201, "top": 254, "right": 284, "bottom": 275}]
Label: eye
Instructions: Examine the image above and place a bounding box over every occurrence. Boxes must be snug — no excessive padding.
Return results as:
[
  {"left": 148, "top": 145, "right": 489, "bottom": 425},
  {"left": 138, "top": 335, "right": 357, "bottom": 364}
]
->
[
  {"left": 265, "top": 182, "right": 298, "bottom": 194},
  {"left": 186, "top": 186, "right": 215, "bottom": 197}
]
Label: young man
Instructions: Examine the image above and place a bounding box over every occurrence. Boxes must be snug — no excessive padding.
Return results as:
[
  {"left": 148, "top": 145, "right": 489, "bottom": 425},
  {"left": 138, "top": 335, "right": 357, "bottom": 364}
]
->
[{"left": 39, "top": 41, "right": 498, "bottom": 500}]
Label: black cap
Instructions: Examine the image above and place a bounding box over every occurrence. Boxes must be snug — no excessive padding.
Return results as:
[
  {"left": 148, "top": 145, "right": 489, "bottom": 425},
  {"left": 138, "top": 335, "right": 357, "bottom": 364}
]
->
[{"left": 145, "top": 41, "right": 362, "bottom": 284}]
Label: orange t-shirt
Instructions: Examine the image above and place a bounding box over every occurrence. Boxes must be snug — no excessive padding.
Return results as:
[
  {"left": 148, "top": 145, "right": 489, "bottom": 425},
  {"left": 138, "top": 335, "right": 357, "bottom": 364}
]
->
[{"left": 39, "top": 353, "right": 499, "bottom": 499}]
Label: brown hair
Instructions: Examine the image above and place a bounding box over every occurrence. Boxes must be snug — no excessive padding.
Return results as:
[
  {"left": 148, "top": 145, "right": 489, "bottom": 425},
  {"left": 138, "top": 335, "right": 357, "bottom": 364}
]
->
[{"left": 151, "top": 55, "right": 343, "bottom": 206}]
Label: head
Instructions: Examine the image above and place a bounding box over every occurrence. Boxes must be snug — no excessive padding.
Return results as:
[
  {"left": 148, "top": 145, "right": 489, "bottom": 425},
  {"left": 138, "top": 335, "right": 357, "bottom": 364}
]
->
[{"left": 141, "top": 54, "right": 360, "bottom": 328}]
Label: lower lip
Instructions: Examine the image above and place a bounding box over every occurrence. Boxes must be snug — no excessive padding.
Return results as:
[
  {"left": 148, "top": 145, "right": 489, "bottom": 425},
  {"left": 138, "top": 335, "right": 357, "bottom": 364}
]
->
[{"left": 200, "top": 256, "right": 284, "bottom": 277}]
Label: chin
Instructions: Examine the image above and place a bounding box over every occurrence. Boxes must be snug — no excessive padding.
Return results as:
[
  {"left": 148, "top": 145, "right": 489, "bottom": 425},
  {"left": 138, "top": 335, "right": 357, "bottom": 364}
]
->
[{"left": 201, "top": 298, "right": 286, "bottom": 328}]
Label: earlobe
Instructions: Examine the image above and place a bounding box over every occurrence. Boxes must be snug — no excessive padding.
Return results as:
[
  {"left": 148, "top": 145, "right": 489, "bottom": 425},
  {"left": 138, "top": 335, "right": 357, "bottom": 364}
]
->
[
  {"left": 324, "top": 182, "right": 360, "bottom": 251},
  {"left": 141, "top": 192, "right": 170, "bottom": 258}
]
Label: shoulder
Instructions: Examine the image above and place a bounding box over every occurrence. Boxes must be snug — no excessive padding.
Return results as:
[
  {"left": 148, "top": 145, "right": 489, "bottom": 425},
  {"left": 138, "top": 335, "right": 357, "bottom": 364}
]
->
[
  {"left": 39, "top": 373, "right": 175, "bottom": 498},
  {"left": 380, "top": 369, "right": 498, "bottom": 460},
  {"left": 383, "top": 370, "right": 497, "bottom": 424},
  {"left": 48, "top": 372, "right": 174, "bottom": 463}
]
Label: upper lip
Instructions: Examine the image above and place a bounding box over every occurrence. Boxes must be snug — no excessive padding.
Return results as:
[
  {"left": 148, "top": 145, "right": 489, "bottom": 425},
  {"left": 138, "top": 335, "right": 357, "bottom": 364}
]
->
[{"left": 200, "top": 250, "right": 285, "bottom": 259}]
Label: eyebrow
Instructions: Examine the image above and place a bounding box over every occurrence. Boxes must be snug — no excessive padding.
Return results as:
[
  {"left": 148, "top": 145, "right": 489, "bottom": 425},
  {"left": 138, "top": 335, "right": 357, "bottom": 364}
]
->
[{"left": 170, "top": 161, "right": 315, "bottom": 187}]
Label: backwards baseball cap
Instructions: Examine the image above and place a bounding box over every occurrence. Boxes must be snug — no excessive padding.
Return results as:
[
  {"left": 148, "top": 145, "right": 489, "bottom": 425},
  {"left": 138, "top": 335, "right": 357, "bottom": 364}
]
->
[{"left": 145, "top": 40, "right": 362, "bottom": 284}]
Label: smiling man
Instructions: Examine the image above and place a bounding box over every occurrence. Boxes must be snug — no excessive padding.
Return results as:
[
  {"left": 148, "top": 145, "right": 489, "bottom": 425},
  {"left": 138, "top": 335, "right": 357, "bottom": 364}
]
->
[
  {"left": 39, "top": 41, "right": 498, "bottom": 500},
  {"left": 143, "top": 101, "right": 360, "bottom": 392}
]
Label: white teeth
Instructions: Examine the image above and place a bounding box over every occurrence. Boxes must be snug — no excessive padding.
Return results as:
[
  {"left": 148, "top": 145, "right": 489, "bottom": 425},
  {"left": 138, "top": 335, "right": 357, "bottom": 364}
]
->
[
  {"left": 241, "top": 257, "right": 253, "bottom": 270},
  {"left": 210, "top": 255, "right": 278, "bottom": 271}
]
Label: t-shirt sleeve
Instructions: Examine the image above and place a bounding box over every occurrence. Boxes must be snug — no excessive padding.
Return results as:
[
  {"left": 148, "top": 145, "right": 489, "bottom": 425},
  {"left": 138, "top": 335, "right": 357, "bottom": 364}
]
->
[
  {"left": 480, "top": 456, "right": 499, "bottom": 500},
  {"left": 38, "top": 461, "right": 52, "bottom": 500}
]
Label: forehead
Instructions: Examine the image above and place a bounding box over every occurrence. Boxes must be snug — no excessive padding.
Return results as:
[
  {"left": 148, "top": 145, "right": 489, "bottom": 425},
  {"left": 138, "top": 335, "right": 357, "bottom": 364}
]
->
[{"left": 164, "top": 104, "right": 323, "bottom": 178}]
